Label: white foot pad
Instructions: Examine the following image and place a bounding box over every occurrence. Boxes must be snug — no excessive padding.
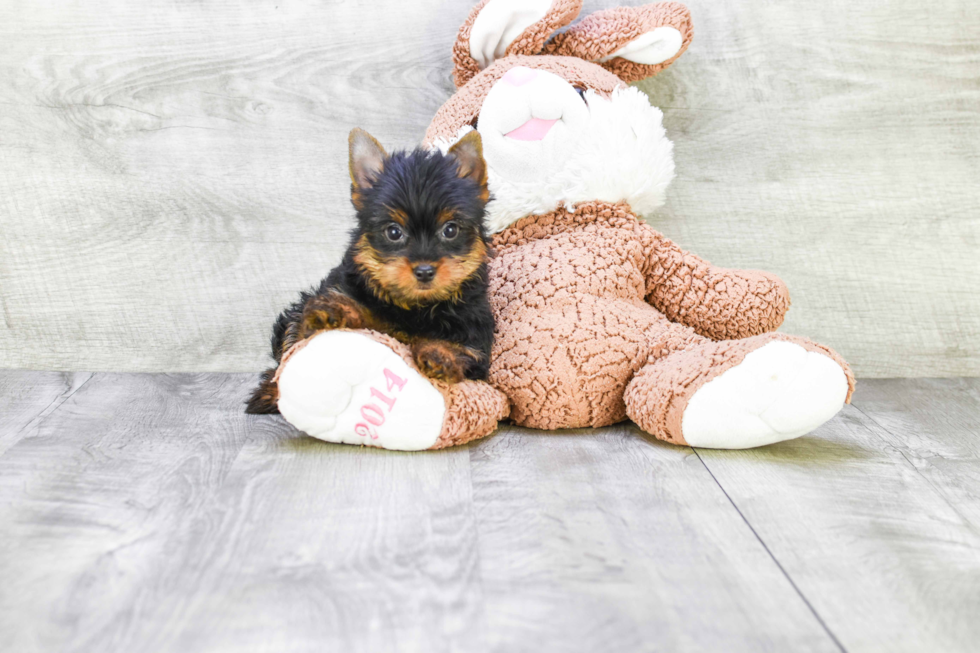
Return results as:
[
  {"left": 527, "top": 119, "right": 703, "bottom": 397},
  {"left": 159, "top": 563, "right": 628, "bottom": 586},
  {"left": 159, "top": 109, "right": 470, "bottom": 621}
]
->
[
  {"left": 681, "top": 341, "right": 848, "bottom": 449},
  {"left": 276, "top": 331, "right": 445, "bottom": 451}
]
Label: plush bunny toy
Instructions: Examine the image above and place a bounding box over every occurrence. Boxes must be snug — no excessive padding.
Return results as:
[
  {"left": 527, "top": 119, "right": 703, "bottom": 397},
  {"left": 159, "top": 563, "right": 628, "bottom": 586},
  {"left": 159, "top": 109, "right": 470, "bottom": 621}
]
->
[{"left": 272, "top": 0, "right": 855, "bottom": 451}]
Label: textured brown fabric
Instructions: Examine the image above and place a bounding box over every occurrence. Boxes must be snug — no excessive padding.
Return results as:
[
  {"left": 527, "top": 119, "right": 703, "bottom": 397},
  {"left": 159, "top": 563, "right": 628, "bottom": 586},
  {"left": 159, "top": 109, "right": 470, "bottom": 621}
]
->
[
  {"left": 542, "top": 2, "right": 694, "bottom": 83},
  {"left": 425, "top": 54, "right": 625, "bottom": 147},
  {"left": 623, "top": 333, "right": 856, "bottom": 445},
  {"left": 277, "top": 329, "right": 509, "bottom": 449},
  {"left": 635, "top": 225, "right": 791, "bottom": 340},
  {"left": 433, "top": 379, "right": 511, "bottom": 449},
  {"left": 451, "top": 0, "right": 584, "bottom": 88},
  {"left": 484, "top": 201, "right": 838, "bottom": 433},
  {"left": 452, "top": 0, "right": 493, "bottom": 89}
]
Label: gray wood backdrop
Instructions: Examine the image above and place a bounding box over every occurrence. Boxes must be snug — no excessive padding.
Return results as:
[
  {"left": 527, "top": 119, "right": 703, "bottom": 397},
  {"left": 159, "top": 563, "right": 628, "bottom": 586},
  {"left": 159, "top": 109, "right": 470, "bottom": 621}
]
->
[{"left": 1, "top": 0, "right": 977, "bottom": 376}]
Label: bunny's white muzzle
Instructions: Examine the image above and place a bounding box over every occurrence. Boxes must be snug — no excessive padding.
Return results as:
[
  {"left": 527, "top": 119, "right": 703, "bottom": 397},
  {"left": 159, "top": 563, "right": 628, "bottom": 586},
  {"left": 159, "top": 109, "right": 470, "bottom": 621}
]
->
[{"left": 433, "top": 67, "right": 677, "bottom": 233}]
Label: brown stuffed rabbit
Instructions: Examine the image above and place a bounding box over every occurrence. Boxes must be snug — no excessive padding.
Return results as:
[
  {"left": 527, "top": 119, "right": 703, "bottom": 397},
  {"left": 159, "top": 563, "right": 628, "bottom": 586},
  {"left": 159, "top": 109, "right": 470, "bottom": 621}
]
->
[{"left": 272, "top": 0, "right": 854, "bottom": 451}]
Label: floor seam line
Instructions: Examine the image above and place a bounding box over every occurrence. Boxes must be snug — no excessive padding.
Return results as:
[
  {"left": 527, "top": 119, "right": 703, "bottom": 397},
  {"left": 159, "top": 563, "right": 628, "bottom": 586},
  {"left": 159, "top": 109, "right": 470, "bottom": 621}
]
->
[
  {"left": 692, "top": 447, "right": 848, "bottom": 653},
  {"left": 850, "top": 402, "right": 980, "bottom": 535},
  {"left": 11, "top": 372, "right": 95, "bottom": 442}
]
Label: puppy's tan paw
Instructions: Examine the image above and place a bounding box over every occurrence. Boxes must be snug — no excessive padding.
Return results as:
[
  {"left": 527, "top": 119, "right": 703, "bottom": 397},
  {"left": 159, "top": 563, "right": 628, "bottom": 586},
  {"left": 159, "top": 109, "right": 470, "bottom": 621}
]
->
[
  {"left": 299, "top": 292, "right": 369, "bottom": 338},
  {"left": 412, "top": 341, "right": 469, "bottom": 384}
]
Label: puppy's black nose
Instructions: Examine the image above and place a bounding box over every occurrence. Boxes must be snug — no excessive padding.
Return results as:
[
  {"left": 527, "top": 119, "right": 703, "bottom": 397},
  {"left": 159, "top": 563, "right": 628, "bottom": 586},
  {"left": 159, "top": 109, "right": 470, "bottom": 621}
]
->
[{"left": 413, "top": 264, "right": 436, "bottom": 282}]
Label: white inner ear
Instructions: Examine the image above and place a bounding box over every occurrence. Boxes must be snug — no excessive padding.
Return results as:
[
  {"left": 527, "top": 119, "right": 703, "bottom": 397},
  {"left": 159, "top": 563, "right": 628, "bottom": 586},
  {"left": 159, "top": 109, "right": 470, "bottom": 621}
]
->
[
  {"left": 597, "top": 26, "right": 683, "bottom": 65},
  {"left": 469, "top": 0, "right": 554, "bottom": 69}
]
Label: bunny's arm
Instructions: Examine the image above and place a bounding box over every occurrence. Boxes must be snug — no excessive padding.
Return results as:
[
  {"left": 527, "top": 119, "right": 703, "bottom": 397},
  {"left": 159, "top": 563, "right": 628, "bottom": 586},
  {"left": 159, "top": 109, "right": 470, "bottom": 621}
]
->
[{"left": 635, "top": 222, "right": 790, "bottom": 340}]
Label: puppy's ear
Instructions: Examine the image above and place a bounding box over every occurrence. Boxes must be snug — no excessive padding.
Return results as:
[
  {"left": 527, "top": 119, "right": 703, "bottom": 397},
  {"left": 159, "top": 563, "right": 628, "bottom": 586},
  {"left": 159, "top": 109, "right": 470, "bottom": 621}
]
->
[
  {"left": 349, "top": 128, "right": 387, "bottom": 206},
  {"left": 447, "top": 130, "right": 488, "bottom": 191}
]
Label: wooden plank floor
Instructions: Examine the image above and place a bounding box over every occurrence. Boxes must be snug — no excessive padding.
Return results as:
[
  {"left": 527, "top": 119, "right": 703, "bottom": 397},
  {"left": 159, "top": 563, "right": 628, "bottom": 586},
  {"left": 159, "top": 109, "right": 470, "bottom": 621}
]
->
[{"left": 0, "top": 372, "right": 977, "bottom": 653}]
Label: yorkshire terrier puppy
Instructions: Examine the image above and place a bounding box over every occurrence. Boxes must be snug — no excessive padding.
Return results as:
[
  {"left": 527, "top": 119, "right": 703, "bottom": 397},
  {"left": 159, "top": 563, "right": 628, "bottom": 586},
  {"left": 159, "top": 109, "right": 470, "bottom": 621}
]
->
[{"left": 246, "top": 128, "right": 494, "bottom": 414}]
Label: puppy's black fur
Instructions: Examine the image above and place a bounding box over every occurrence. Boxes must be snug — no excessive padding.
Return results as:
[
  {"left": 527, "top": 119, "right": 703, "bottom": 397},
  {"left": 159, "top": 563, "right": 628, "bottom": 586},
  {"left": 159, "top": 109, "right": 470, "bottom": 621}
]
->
[{"left": 246, "top": 129, "right": 493, "bottom": 414}]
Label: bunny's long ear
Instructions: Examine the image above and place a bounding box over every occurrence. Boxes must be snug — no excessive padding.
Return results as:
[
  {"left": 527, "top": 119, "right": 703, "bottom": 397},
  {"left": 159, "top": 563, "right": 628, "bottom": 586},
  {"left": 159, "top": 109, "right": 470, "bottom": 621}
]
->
[
  {"left": 542, "top": 2, "right": 693, "bottom": 83},
  {"left": 452, "top": 0, "right": 583, "bottom": 88}
]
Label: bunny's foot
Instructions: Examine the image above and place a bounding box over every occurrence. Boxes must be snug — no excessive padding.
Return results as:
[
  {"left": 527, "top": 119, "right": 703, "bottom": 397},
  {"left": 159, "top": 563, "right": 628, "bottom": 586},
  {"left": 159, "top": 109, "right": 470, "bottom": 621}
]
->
[
  {"left": 624, "top": 334, "right": 854, "bottom": 449},
  {"left": 274, "top": 330, "right": 507, "bottom": 451}
]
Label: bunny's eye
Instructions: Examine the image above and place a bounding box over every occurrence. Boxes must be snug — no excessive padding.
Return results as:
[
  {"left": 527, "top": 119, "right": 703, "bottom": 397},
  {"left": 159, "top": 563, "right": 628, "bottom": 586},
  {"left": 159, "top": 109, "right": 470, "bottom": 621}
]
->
[{"left": 574, "top": 86, "right": 588, "bottom": 102}]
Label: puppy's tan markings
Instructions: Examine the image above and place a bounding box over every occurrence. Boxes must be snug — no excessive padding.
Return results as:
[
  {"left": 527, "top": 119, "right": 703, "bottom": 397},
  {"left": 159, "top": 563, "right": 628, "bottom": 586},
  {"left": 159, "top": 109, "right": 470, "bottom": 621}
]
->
[
  {"left": 437, "top": 209, "right": 456, "bottom": 225},
  {"left": 353, "top": 234, "right": 487, "bottom": 309},
  {"left": 387, "top": 207, "right": 409, "bottom": 226}
]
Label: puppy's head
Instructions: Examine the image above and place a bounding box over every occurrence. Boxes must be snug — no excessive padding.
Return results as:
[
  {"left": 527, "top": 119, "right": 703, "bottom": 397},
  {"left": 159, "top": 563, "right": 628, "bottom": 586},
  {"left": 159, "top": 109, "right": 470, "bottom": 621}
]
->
[{"left": 348, "top": 128, "right": 490, "bottom": 308}]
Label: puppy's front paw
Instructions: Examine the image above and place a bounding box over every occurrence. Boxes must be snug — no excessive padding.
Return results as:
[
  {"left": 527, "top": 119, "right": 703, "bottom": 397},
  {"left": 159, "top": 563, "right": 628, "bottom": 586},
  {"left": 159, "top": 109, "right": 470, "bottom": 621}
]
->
[
  {"left": 412, "top": 341, "right": 473, "bottom": 384},
  {"left": 300, "top": 292, "right": 367, "bottom": 338}
]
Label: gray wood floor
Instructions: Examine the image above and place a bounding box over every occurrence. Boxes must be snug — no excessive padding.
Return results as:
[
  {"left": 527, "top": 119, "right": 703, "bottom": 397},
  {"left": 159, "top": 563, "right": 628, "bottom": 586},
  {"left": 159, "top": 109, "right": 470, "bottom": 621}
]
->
[{"left": 0, "top": 371, "right": 978, "bottom": 653}]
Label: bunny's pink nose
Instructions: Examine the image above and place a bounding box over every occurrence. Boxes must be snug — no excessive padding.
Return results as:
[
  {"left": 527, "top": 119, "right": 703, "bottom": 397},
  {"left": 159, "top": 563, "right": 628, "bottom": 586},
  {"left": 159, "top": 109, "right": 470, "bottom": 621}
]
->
[{"left": 500, "top": 66, "right": 538, "bottom": 87}]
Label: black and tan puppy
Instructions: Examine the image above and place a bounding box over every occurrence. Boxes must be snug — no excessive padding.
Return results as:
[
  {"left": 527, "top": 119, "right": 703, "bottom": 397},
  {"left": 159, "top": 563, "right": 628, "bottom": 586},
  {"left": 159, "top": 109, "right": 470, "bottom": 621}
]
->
[{"left": 246, "top": 128, "right": 494, "bottom": 414}]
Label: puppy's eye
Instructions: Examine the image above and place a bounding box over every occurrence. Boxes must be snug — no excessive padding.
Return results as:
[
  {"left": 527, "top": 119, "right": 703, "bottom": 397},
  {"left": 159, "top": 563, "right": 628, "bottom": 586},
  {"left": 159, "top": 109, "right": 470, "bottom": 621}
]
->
[
  {"left": 384, "top": 224, "right": 405, "bottom": 242},
  {"left": 574, "top": 86, "right": 587, "bottom": 102},
  {"left": 441, "top": 222, "right": 459, "bottom": 240}
]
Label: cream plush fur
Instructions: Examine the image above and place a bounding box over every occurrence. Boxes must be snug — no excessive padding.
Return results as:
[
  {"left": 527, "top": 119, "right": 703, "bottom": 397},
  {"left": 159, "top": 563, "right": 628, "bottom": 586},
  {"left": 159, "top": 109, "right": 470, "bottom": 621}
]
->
[{"left": 433, "top": 80, "right": 675, "bottom": 234}]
